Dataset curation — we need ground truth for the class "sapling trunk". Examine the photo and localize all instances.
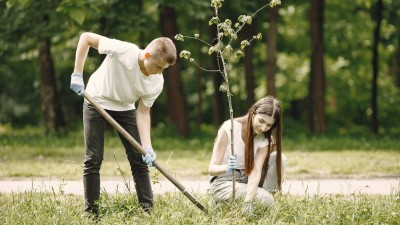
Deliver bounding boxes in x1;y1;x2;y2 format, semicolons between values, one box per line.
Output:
220;50;236;202
213;3;237;201
227;91;236;201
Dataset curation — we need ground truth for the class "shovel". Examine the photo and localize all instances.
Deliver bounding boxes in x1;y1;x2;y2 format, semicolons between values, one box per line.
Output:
83;93;207;213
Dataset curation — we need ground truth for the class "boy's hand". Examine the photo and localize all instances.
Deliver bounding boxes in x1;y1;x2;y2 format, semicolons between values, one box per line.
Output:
70;72;85;96
142;147;156;167
226;155;237;174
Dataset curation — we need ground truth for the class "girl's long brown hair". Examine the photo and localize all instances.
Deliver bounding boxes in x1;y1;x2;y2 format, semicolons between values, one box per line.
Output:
244;96;282;190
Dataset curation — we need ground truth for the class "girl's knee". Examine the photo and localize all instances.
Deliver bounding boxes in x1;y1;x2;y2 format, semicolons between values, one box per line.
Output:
270;151;287;169
255;189;274;207
281;153;287;165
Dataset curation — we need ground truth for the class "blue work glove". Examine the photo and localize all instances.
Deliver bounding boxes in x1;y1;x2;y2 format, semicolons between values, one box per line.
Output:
142;147;156;167
70;72;84;96
226;155;237;174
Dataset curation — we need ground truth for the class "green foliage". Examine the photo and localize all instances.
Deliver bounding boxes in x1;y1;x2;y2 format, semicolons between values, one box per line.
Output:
0;0;400;136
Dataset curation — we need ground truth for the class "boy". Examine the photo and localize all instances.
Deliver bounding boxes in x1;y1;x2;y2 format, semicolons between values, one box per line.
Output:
70;32;177;215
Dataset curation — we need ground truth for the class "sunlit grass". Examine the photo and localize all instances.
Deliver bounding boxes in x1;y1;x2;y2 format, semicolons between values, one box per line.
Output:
286;150;400;179
1;125;399;224
0;125;399;179
0;187;399;224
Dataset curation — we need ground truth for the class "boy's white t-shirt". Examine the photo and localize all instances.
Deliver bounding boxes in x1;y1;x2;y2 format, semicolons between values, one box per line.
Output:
85;36;164;111
220;120;269;170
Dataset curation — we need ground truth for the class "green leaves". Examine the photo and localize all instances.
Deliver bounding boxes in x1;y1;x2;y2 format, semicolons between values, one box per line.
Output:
9;0;30;7
218;19;237;39
219;84;228;93
56;0;93;25
208;45;218;55
179;50;191;59
211;0;224;8
179;50;195;63
234;50;244;58
179;0;268;72
175;34;184;41
238;15;252;25
269;0;281;7
209;16;219;26
66;9;86;25
240;40;250;49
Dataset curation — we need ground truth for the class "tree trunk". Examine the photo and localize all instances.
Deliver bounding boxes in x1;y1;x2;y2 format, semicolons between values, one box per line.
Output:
308;0;326;133
38;38;65;134
196;68;204;125
396;36;400;88
159;5;190;136
136;0;145;47
266;5;279;97
209;24;225;126
243;23;255;108
196;21;205;125
371;0;383;134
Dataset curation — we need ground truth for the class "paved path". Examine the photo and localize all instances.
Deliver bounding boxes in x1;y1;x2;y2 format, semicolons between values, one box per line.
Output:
0;178;398;196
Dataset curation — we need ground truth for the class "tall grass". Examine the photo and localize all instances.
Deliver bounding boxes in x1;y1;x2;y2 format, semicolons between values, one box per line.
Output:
1;187;399;224
1;124;399;224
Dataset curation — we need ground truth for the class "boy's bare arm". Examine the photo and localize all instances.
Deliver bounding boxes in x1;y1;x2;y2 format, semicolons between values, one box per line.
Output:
136;99;152;149
74;32;102;74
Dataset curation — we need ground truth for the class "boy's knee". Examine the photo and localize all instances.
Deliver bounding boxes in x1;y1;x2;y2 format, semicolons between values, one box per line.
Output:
84;157;103;172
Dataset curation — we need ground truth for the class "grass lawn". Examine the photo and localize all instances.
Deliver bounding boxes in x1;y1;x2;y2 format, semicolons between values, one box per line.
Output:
0;125;399;180
0;189;399;224
0;125;399;224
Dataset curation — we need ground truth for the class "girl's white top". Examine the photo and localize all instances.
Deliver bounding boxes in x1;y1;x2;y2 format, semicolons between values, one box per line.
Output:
220;120;269;170
85;37;164;111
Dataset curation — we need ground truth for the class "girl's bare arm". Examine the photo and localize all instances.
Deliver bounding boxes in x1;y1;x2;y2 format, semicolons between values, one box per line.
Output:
208;128;230;176
244;146;268;201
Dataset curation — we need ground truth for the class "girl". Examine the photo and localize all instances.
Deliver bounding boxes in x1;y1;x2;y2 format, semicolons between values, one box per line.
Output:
208;96;287;208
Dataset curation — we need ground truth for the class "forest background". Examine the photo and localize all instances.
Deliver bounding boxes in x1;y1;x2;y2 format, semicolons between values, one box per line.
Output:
1;0;399;139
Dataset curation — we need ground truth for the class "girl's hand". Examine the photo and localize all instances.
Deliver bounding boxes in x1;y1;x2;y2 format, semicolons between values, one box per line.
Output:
226;155;237;174
241;202;254;215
